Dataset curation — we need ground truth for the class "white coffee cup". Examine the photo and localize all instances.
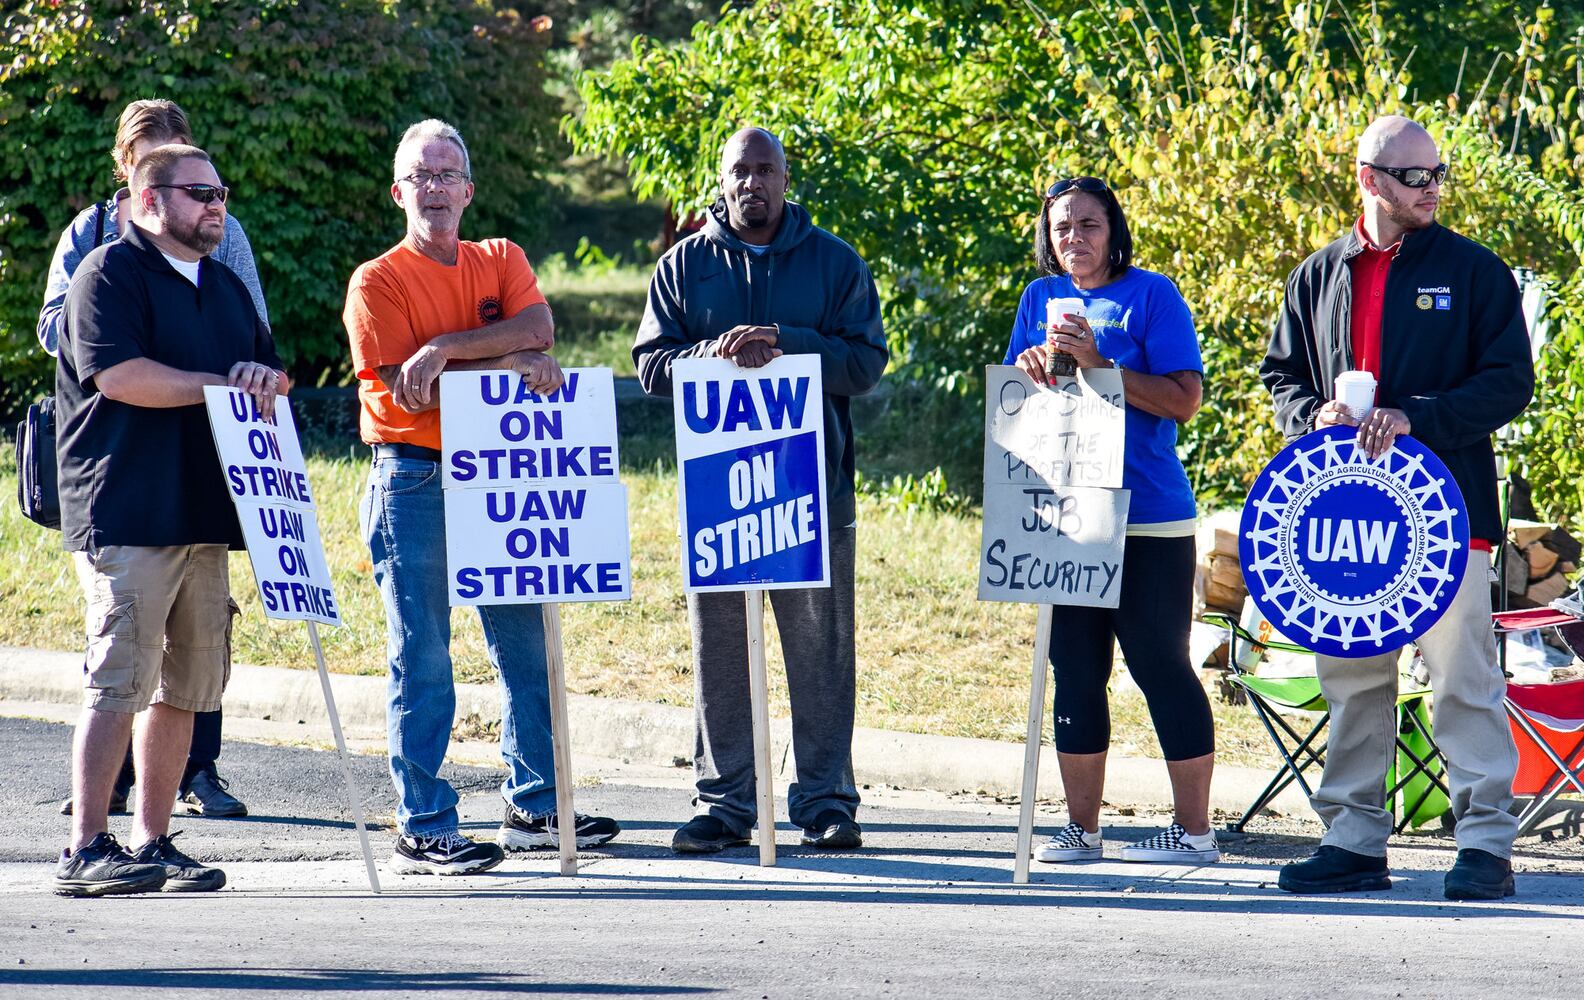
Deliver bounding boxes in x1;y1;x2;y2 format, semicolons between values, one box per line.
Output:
1334;370;1377;422
1045;297;1086;342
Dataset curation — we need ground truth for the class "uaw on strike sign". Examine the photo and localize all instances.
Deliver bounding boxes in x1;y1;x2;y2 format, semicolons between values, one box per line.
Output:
440;368;630;605
204;388;340;626
979;366;1129;607
672;356;828;592
1239;425;1469;657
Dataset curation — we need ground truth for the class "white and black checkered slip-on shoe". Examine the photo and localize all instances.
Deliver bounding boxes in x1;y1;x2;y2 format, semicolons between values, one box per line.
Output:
1118;823;1220;864
497;806;621;851
389;831;504;876
1033;822;1103;863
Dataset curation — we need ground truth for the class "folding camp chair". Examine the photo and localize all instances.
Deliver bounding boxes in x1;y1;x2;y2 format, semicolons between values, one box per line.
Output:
1505;676;1584;837
1204;611;1450;833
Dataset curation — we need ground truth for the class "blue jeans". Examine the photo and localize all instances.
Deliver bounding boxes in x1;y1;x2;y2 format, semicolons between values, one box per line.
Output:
360;456;558;836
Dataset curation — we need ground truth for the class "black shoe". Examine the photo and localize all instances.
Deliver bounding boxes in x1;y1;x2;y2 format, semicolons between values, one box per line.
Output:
1444;848;1515;900
389;831;504;876
181;766;248;818
59;787;131;816
801;809;862;850
497;806;621;851
1277;845;1391;893
132;832;226;892
53;833;168;897
671;815;750;854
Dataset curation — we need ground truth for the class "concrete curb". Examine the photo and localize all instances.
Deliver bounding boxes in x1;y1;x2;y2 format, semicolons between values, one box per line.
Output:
0;645;1310;816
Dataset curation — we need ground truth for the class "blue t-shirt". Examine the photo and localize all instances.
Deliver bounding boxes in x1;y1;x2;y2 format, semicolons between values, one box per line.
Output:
1000;267;1203;524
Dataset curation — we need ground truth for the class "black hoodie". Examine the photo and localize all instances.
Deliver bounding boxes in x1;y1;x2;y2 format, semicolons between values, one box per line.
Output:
1261;222;1534;542
634;201;888;525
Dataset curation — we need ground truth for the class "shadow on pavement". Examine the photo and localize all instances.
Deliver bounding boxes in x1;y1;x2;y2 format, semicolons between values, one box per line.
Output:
0;968;714;995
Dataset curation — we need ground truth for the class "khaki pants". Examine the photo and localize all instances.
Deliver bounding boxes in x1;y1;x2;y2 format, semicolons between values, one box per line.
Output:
1312;557;1518;858
74;545;237;714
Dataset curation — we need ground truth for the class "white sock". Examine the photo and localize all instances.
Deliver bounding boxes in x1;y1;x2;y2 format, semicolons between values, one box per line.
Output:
1180;827;1217;848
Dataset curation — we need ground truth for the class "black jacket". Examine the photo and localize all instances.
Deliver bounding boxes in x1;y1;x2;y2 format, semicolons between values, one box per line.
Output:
1260;222;1534;541
634;201;888;525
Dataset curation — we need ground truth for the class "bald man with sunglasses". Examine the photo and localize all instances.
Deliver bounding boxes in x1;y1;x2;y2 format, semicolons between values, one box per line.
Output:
1261;115;1533;900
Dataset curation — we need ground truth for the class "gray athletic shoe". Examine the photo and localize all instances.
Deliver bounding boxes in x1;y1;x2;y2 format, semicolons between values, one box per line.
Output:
53;833;167;897
132;833;227;892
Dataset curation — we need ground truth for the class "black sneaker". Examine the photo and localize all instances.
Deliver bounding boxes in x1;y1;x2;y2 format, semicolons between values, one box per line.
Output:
53;833;167;897
497;806;621;851
132;832;226;892
181;766;248;818
389;831;504;876
801;809;862;850
671;815;750;854
59;788;131;816
1444;848;1516;900
1277;845;1391;893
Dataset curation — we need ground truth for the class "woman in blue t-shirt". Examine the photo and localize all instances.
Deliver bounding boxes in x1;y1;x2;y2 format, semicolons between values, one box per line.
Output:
1001;176;1218;866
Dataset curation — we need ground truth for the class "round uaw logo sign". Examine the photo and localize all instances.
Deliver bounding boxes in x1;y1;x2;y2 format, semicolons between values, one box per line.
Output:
1239;426;1469;658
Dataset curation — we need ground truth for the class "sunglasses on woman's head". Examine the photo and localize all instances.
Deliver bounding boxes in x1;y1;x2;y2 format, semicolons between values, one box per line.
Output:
1046;177;1110;199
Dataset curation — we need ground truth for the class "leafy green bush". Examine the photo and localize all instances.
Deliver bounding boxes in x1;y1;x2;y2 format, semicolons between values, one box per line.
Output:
569;0;1584;515
0;0;555;408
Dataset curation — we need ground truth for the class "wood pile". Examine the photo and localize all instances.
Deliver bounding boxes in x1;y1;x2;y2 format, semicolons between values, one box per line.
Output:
1194;509;1246;615
1503;518;1580;608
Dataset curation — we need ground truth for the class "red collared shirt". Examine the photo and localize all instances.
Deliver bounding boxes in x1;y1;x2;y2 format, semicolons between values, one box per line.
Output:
1348;217;1398;379
1348;218;1491;551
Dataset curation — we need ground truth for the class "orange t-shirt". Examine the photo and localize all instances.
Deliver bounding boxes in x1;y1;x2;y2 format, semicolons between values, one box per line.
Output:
343;237;547;449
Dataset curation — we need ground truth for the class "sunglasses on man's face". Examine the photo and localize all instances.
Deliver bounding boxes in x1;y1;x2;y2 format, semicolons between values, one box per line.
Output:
149;183;229;205
1361;161;1448;189
1046;176;1110;199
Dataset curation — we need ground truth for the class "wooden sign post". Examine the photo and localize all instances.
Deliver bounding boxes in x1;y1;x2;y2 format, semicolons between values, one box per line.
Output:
440;368;632;876
672;356;830;866
203;388;380;893
977;367;1129;884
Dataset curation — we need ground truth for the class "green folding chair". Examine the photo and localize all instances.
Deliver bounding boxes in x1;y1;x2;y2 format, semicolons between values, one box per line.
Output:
1203;611;1451;833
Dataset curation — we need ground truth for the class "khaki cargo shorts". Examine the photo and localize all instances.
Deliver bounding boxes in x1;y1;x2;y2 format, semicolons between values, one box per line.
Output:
73;545;239;714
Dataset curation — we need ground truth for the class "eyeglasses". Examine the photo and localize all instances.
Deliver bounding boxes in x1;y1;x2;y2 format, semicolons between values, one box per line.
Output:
1361;161;1448;188
149;183;229;205
400;169;470;188
1046;176;1110;199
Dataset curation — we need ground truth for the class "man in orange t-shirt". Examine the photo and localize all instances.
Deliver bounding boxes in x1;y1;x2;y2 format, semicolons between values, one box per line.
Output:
343;118;621;877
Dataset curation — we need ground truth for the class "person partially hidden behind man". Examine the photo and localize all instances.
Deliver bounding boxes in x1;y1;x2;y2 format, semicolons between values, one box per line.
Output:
52;143;288;895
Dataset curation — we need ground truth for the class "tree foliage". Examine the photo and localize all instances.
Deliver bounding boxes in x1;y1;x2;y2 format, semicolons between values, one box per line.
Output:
0;0;555;404
570;0;1584;515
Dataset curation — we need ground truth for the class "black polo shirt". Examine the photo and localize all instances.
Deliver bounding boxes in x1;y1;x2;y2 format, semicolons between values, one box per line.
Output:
56;223;283;551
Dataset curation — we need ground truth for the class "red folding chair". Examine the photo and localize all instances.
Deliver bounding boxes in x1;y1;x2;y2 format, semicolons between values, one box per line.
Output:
1505;677;1584;837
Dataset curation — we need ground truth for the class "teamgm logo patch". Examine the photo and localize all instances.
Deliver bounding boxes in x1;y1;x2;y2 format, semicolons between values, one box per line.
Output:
1239;425;1469;658
1417;286;1452;311
478;296;504;324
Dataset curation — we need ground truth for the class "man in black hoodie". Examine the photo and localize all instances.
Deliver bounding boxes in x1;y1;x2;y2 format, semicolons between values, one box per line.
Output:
1262;115;1533;900
634;127;888;854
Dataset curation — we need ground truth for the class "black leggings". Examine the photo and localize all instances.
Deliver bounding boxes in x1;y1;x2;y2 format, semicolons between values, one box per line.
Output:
1048;534;1214;761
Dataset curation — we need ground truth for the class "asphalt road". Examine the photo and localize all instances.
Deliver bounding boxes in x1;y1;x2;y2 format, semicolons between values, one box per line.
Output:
1;714;1581;999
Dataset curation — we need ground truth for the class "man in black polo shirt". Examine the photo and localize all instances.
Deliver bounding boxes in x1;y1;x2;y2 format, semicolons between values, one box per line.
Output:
52;143;288;897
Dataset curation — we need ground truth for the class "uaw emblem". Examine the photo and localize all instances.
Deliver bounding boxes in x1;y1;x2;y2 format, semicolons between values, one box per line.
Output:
1239;426;1469;658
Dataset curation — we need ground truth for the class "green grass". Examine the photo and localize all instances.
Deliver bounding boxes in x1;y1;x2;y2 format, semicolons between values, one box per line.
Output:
0;451;1273;768
535;256;649;375
0;259;1278;769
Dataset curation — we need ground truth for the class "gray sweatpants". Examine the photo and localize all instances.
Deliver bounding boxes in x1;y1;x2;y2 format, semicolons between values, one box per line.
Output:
687;525;860;835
